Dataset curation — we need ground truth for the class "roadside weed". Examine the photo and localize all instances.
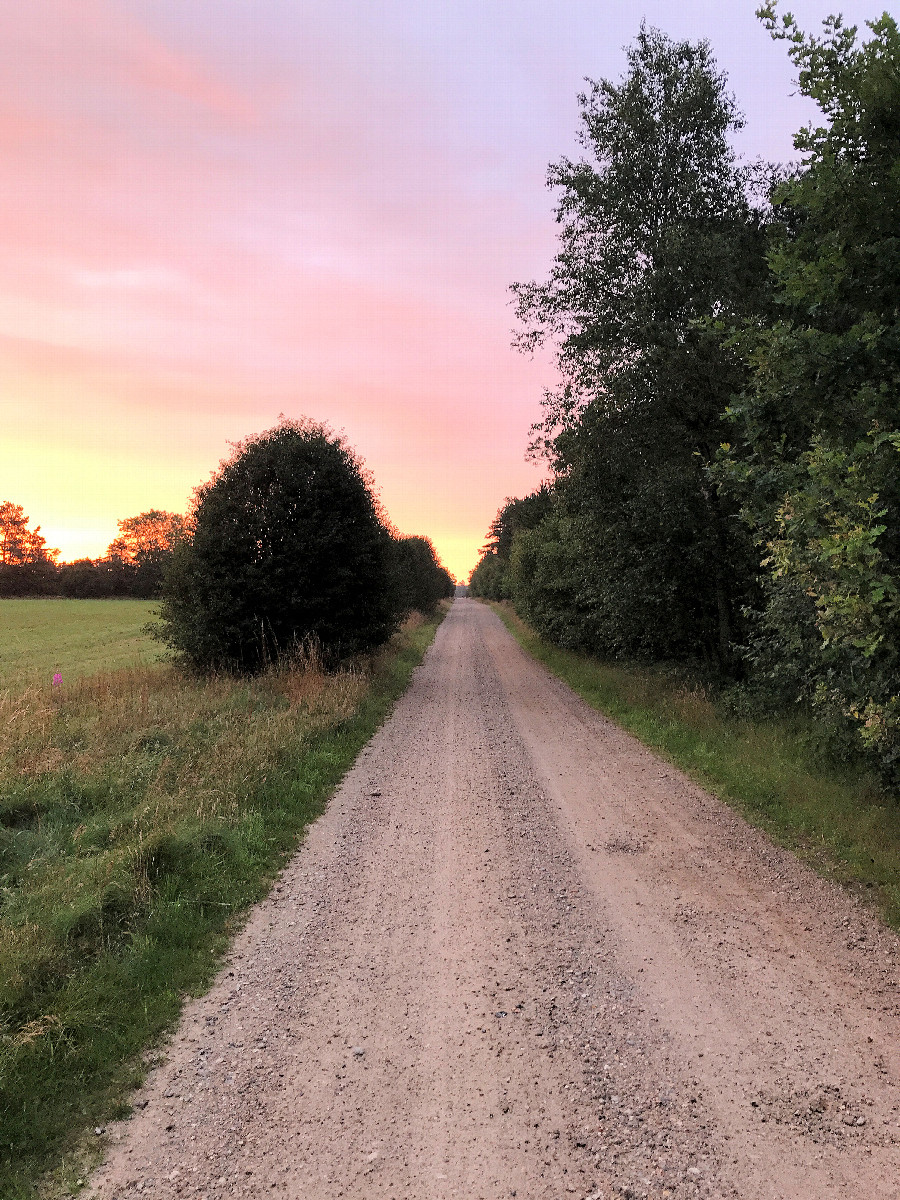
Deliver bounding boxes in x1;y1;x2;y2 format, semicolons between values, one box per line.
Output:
493;603;900;932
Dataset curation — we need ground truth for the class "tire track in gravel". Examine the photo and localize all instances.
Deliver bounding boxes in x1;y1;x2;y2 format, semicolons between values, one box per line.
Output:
89;599;900;1200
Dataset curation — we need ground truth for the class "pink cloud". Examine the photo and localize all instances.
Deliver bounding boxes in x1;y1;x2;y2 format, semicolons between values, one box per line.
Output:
0;0;255;124
113;20;255;123
0;102;55;149
0;0;563;578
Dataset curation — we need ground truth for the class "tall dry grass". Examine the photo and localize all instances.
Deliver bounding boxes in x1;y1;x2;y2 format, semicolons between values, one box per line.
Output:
0;608;444;1198
1;656;366;1007
7;663;364;794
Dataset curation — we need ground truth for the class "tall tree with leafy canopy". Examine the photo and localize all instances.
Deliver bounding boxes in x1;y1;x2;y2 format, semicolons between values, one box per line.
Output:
0;502;57;565
512;25;768;665
718;6;900;778
0;502;59;596
107;511;186;565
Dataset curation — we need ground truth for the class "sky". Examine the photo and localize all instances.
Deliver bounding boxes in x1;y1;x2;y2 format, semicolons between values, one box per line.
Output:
0;0;887;581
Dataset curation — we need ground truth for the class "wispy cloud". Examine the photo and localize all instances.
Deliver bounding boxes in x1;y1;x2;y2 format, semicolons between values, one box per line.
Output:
73;266;188;292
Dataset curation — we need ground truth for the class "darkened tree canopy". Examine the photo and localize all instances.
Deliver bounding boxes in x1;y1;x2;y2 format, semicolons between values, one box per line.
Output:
0;501;59;597
475;9;900;782
158;419;397;672
508;24;768;664
388;535;455;617
0;502;57;566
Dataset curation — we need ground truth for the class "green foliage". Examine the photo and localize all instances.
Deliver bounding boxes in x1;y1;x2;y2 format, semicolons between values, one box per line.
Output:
507;509;701;659
511;25;768;665
508;516;588;645
387;535;454;617
469;485;554;600
493;11;900;785
468;551;508;601
158;419;397;673
484;484;554;560
718;7;900;780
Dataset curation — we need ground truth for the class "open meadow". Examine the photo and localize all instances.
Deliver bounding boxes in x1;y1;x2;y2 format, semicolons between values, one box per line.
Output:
0;600;166;689
0;599;447;1197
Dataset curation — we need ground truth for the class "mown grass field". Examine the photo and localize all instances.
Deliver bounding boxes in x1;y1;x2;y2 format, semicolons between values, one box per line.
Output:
0;600;166;689
492;602;900;934
0;604;447;1198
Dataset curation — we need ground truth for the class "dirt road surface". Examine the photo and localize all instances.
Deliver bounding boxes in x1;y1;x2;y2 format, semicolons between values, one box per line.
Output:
89;599;900;1200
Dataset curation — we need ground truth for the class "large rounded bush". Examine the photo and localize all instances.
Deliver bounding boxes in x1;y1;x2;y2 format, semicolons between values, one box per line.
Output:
159;420;396;672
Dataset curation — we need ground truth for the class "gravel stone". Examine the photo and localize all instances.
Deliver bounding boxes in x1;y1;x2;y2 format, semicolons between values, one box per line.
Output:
88;600;900;1200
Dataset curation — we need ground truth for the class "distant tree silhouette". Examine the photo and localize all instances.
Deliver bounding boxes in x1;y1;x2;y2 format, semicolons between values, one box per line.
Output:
107;510;186;563
388;535;455;616
0;501;59;595
107;510;186;597
0;501;58;565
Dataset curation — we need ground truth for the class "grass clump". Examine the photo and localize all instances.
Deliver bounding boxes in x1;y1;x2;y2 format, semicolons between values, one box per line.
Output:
0;599;165;688
491;603;900;932
0;609;445;1197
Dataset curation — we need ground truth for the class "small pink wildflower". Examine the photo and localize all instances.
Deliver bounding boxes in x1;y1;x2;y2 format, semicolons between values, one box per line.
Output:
52;672;62;689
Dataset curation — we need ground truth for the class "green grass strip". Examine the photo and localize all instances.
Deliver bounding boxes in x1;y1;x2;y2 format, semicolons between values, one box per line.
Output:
491;602;900;934
1;612;444;1199
0;599;166;688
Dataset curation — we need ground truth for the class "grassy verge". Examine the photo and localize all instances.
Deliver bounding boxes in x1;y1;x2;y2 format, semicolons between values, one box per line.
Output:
0;600;166;688
0;608;446;1198
491;602;900;933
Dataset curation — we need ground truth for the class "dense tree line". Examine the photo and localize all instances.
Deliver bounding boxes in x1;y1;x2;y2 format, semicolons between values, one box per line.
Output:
0;504;186;598
472;8;900;783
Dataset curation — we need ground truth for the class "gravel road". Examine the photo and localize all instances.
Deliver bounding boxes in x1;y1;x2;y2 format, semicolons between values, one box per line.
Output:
89;598;900;1200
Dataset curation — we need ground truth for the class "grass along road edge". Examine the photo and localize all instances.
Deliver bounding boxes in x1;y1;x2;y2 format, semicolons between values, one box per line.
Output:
1;607;448;1198
490;602;900;935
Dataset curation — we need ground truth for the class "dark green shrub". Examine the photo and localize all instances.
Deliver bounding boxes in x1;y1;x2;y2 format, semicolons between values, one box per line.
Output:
157;419;396;672
469;551;508;600
387;535;454;617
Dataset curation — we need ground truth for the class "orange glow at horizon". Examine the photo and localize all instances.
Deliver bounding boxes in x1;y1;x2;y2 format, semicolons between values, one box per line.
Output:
5;411;499;583
3;360;513;581
0;0;560;587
